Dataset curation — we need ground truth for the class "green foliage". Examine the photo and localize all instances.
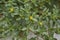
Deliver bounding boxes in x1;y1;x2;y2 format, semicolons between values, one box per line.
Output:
0;0;60;40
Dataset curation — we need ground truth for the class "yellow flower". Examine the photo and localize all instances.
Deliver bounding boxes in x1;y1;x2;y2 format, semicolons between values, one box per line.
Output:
9;7;14;12
29;16;33;20
39;22;43;25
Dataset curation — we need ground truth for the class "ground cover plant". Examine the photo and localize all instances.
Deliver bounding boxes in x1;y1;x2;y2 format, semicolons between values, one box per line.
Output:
0;0;60;40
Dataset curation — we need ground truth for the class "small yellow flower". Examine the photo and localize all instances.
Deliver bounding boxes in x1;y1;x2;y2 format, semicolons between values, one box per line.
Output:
9;7;14;12
29;16;33;20
39;22;43;25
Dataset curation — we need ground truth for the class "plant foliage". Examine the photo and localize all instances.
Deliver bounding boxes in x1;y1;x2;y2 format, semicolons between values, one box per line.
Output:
0;0;60;40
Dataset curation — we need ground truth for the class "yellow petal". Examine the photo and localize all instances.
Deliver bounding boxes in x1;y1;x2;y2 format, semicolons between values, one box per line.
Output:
9;7;14;12
29;16;33;20
39;22;43;25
